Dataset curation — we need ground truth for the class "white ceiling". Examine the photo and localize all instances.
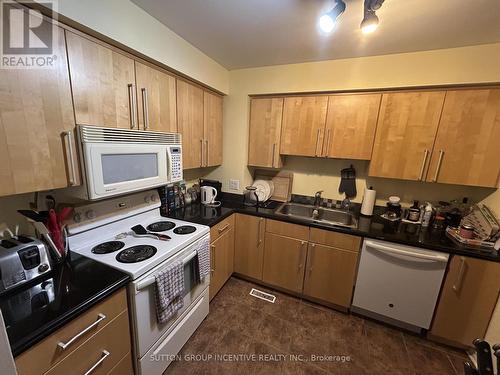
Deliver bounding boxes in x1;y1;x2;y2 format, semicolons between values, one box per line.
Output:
131;0;500;70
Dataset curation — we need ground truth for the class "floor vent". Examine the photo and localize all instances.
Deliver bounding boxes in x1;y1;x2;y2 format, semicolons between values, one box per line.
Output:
249;288;276;303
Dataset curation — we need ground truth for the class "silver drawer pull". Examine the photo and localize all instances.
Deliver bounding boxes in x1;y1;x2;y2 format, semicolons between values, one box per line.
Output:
218;224;230;234
58;313;106;350
84;350;110;375
63;130;77;186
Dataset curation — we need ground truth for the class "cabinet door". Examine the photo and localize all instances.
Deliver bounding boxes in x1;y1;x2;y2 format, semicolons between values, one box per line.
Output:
303;243;358;308
234;214;265;280
280;96;328;157
0;27;80;197
248;98;284;168
203;91;223;167
430;256;500;347
209;227;234;300
66;31;136;129
135;62;177;132
262;233;307;293
324;94;381;159
426;89;500;187
368;91;445;181
176;80;204;169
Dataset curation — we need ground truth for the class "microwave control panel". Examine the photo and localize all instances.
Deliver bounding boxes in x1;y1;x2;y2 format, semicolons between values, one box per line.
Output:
170;146;182;181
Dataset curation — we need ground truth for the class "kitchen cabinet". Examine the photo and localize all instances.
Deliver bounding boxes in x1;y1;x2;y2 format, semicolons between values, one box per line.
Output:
280;96;329;157
369;91;446;181
303;243;359;308
177;79;204;169
15;288;132;375
0;26;80;197
248;98;284;168
135;61;177;132
66;31;137;129
262;232;307;293
209;215;235;300
429;255;500;347
323;94;381;159
426;89;500;187
234;214;265;280
203;91;223;167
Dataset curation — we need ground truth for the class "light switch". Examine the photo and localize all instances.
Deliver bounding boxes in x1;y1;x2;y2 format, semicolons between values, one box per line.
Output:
229;179;240;191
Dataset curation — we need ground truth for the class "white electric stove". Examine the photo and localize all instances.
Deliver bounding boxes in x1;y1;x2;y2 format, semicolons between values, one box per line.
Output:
66;189;211;375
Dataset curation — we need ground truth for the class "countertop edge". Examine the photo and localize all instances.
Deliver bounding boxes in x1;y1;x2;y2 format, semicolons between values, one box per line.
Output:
11;275;130;357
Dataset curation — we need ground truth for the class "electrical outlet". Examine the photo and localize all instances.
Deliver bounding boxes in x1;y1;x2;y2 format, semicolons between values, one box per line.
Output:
229;179;240;191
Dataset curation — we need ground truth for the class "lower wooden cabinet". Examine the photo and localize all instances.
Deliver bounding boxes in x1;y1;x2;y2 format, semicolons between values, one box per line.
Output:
262;232;307;293
15;288;131;375
429;255;500;347
234;214;265;280
209;218;235;300
303;243;359;308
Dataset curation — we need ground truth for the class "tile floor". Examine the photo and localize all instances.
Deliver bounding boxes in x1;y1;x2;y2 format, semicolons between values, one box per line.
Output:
166;277;467;374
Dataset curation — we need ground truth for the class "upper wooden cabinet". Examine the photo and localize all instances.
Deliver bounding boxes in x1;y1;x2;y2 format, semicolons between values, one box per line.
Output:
234;214;265;280
426;89;500;187
280;96;329;157
135;62;177;132
369;91;445;181
248;98;284;168
176;80;204;169
203;91;223;167
0;26;80;197
66;31;137;129
324;94;381;159
430;256;500;347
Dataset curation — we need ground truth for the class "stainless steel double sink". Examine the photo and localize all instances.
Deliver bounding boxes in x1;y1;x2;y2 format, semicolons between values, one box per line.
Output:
275;202;358;229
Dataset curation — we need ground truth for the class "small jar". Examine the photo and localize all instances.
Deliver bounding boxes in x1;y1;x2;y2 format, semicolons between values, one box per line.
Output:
459;223;475;239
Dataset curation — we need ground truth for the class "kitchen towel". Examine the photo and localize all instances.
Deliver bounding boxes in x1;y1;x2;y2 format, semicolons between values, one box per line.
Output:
154;260;185;324
339;165;357;199
195;235;211;282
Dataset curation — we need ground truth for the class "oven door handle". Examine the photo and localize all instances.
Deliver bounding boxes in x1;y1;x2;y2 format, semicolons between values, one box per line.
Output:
135;250;198;291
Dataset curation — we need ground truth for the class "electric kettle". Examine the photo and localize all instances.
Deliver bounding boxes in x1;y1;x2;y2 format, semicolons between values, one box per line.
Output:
201;186;219;206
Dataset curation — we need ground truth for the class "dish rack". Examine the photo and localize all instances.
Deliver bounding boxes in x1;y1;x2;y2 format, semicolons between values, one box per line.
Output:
445;227;496;251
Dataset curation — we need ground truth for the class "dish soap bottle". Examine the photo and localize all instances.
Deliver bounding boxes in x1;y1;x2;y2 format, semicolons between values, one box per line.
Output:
422;203;433;227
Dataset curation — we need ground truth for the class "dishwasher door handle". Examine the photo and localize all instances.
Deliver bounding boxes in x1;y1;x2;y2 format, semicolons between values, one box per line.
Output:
365;240;449;263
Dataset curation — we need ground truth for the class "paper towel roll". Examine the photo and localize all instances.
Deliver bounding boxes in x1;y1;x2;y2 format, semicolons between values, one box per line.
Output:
361;187;376;216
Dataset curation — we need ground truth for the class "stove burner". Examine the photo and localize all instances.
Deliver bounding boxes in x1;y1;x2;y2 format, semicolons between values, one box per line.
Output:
173;225;197;235
91;241;125;254
116;245;157;263
146;221;176;232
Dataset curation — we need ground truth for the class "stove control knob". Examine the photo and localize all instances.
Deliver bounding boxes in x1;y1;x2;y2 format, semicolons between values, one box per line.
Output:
150;194;157;202
144;196;151;204
73;212;82;223
85;210;95;220
38;263;49;273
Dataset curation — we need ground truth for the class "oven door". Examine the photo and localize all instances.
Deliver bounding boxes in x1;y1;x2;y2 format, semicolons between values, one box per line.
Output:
84;142;170;199
129;234;210;358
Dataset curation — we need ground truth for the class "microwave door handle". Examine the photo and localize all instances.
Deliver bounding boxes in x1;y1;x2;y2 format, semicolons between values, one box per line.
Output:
136;251;198;291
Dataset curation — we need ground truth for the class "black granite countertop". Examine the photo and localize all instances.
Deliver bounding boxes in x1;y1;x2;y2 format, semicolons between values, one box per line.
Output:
0;253;129;357
165;195;500;263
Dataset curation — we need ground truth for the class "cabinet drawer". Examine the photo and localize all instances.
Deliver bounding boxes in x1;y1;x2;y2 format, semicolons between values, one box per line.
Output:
210;214;235;242
309;228;361;252
265;219;309;241
45;310;131;375
15;288;127;375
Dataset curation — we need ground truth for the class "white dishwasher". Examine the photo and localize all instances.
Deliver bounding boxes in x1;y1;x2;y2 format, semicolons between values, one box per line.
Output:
352;239;449;331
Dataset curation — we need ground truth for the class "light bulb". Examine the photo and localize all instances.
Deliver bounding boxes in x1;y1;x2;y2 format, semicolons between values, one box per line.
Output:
360;12;379;34
361;23;378;34
319;14;335;33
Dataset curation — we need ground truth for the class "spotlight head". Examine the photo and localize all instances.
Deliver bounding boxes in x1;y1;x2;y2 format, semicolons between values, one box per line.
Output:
318;0;346;33
360;11;379;34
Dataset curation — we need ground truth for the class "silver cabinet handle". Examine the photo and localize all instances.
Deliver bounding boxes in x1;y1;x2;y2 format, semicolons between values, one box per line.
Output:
141;87;149;130
271;143;276;168
200;139;204;167
324;129;331;157
419;149;429;181
63;130;77;186
308;243;315;274
128;84;137;129
205;139;209;167
84;350;110;375
58;313;106;350
452;257;466;293
218;223;230;234
315;129;321;156
432;150;445;182
257;218;264;246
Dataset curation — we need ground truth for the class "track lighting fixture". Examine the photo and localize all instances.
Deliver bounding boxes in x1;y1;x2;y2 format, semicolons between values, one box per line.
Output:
361;0;384;34
319;0;346;33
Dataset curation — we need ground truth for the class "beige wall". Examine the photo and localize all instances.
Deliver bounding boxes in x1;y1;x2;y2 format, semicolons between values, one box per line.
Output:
54;0;229;93
206;42;500;212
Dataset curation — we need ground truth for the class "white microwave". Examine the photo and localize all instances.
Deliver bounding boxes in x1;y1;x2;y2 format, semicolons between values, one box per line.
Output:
77;125;182;200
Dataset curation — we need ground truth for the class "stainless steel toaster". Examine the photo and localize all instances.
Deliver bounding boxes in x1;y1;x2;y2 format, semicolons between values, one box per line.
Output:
0;236;52;295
